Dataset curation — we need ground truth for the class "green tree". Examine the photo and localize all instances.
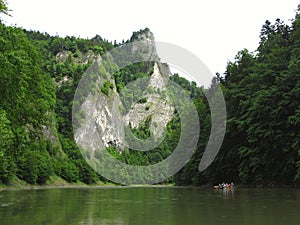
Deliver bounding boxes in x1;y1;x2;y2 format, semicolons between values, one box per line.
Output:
0;0;9;17
0;109;15;183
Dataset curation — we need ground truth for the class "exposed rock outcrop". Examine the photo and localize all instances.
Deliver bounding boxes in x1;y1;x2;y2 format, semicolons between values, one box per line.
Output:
125;63;174;139
74;29;174;153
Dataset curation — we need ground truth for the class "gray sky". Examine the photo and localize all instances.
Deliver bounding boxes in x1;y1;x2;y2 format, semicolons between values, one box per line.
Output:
3;0;299;86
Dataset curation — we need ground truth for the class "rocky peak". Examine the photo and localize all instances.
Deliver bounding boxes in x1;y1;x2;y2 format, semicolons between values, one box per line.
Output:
130;28;155;43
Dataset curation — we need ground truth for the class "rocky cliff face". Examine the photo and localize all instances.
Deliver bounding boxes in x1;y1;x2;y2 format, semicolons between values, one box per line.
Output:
74;57;125;153
73;29;175;153
125;63;174;139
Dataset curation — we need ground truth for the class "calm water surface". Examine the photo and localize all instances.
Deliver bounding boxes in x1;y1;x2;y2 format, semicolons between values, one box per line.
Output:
0;187;299;225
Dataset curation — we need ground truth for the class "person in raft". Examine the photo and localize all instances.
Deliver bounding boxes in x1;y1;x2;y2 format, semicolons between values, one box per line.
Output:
215;182;235;189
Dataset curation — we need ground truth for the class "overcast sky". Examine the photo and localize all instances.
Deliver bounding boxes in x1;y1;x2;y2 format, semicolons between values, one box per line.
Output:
2;0;299;86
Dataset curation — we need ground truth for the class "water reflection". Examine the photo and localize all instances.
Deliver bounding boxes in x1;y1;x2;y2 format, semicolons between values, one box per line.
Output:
0;187;300;225
218;188;235;200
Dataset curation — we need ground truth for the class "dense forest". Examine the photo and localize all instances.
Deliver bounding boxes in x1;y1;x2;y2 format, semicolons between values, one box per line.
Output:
0;0;299;187
175;7;300;186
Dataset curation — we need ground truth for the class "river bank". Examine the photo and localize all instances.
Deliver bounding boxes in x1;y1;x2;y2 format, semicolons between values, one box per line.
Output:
1;176;299;191
0;176;178;191
0;176;119;191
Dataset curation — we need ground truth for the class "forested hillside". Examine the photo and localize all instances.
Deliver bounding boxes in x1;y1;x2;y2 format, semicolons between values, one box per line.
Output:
0;0;207;185
0;0;300;187
0;0;112;185
175;7;300;187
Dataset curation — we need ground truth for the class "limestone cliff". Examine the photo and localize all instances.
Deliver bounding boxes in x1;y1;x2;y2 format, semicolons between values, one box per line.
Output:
73;29;175;153
125;63;174;139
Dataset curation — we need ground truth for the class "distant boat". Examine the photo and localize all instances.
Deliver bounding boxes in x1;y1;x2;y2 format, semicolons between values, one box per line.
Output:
214;185;237;190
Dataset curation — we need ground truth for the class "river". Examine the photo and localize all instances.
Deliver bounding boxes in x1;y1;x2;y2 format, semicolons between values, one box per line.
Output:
0;187;299;225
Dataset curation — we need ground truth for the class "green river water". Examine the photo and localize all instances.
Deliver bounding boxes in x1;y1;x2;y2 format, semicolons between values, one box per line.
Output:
0;187;299;225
